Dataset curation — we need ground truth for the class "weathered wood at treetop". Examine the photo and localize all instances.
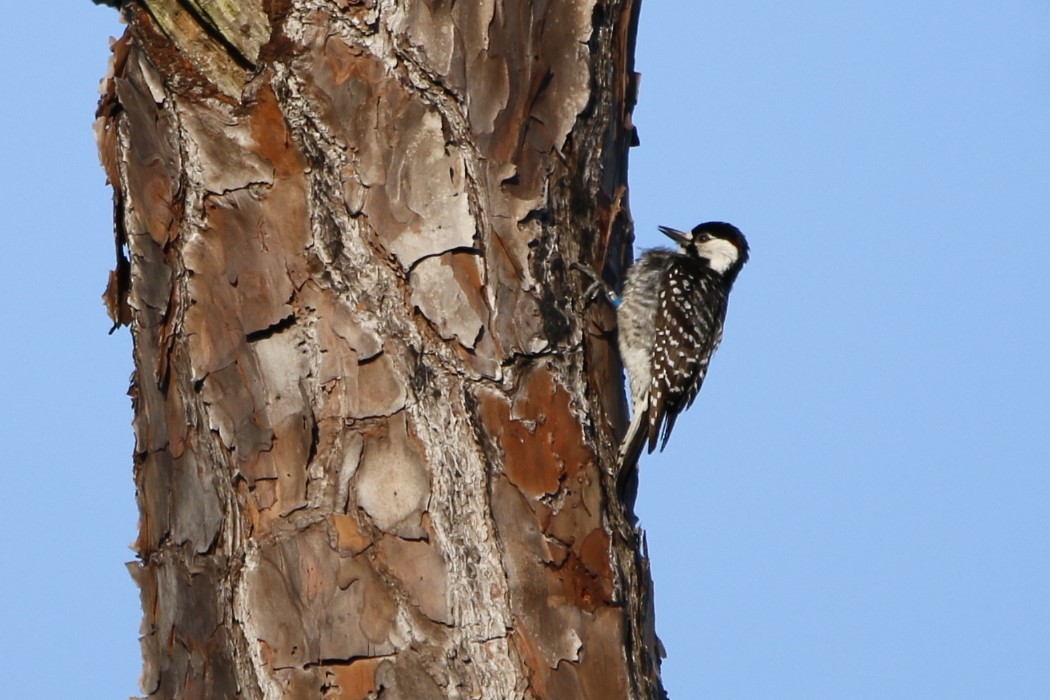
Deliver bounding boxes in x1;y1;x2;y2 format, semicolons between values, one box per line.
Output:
97;0;661;697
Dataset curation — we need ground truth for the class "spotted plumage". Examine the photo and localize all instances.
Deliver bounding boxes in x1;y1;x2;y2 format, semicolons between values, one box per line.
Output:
616;222;749;491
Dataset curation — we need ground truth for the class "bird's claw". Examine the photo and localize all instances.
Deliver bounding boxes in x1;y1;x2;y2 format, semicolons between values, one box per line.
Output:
571;262;619;307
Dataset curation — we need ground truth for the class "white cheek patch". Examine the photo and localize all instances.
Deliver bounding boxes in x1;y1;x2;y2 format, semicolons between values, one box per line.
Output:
696;238;739;274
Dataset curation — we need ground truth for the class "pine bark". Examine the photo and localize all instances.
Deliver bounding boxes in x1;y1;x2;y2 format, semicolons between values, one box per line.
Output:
96;1;660;697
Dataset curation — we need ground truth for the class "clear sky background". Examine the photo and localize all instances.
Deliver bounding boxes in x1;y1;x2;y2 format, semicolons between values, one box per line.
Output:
1;2;1047;699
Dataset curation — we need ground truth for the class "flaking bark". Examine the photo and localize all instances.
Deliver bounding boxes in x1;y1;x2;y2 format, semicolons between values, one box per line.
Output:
97;0;662;697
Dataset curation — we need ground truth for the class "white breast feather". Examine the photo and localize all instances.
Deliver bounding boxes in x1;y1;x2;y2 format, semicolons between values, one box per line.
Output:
621;343;652;413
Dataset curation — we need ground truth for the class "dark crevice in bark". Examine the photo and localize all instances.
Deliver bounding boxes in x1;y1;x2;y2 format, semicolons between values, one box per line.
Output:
245;313;297;343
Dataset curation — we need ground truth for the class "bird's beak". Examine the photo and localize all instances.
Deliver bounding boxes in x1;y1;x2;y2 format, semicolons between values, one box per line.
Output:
657;226;691;245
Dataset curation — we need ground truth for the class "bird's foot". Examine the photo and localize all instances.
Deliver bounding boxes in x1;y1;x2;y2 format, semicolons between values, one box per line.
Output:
571;262;620;308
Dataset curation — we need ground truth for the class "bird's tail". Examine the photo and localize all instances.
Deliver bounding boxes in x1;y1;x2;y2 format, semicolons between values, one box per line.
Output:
616;405;649;500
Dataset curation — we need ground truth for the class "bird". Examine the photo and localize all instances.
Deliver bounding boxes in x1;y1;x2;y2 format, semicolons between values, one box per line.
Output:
577;222;749;497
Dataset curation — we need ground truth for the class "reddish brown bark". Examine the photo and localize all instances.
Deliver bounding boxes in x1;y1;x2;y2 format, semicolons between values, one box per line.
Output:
97;0;661;697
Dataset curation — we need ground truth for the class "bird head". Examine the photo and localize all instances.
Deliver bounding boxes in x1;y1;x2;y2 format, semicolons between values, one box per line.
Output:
658;221;749;283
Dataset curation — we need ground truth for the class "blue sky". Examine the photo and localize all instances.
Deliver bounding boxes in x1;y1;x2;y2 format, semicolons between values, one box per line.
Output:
2;2;1048;698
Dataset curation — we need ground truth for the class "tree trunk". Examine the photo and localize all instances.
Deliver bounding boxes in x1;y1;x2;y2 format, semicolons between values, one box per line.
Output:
96;1;661;697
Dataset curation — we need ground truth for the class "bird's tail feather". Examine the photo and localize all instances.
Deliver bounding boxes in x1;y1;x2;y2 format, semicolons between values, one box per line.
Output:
616;406;649;500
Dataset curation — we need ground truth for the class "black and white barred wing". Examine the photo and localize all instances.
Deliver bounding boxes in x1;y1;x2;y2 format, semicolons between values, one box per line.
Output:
647;261;726;452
